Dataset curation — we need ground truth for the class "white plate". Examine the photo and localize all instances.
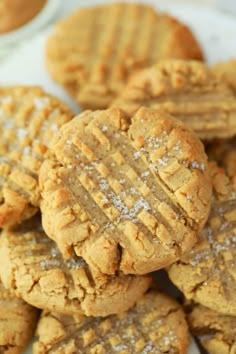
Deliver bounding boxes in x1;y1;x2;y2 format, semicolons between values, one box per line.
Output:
0;1;235;353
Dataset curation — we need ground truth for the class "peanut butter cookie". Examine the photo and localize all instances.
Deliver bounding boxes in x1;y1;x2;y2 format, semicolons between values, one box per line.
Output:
0;216;151;317
168;156;236;315
188;304;236;354
34;290;189;354
0;277;39;353
39;107;212;275
112;60;236;140
46;3;203;110
0;86;73;228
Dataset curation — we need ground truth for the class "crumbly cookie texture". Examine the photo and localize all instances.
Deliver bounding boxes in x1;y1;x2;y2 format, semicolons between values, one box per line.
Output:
168;156;236;315
187;303;236;354
0;216;151;317
212;60;236;92
34;290;189;354
46;3;203;110
0;0;47;34
0;86;73;228
39;107;212;275
111;60;236;140
0;277;39;354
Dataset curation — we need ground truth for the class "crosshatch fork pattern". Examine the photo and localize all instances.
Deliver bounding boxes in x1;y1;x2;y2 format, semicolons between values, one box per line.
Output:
0;216;150;316
0;86;73;227
168;161;236;315
34;290;188;354
40;107;211;275
112;60;236;140
46;3;203;109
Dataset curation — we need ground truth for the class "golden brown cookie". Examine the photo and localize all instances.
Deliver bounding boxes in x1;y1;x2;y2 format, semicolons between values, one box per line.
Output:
212;60;236;92
0;216;151;317
39;107;212;275
112;60;236;140
46;3;203;110
0;277;39;354
33;290;189;354
0;0;47;33
168;157;236;315
187;304;236;354
0;86;73;228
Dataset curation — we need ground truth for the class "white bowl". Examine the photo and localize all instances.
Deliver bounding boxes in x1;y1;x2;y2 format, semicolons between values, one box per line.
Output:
0;0;61;58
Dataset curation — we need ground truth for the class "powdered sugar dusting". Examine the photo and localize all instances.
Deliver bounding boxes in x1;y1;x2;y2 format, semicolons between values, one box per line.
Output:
142;341;155;353
190;160;205;172
17;128;28;139
65;258;86;269
108;191;151;223
102;125;108;132
157;156;169;167
146;136;162;148
114;344;128;352
141;170;150;178
34;97;50;110
99;179;109;191
40;259;61;270
51;247;60;258
40;246;86;270
133;151;141;160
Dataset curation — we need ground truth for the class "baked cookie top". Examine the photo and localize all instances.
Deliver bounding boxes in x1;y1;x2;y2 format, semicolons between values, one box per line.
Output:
0;277;39;354
34;290;189;354
0;216;151;317
0;86;73;227
46;3;203;110
39;107;212;275
188;304;236;354
112;60;236;140
168;154;236;315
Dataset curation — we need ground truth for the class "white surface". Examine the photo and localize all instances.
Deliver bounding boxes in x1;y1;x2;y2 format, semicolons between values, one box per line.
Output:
0;0;61;59
0;1;235;353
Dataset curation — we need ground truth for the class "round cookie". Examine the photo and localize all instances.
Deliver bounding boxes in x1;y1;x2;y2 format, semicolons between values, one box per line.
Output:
0;278;39;354
0;216;151;317
0;0;46;33
111;60;236;140
34;290;189;354
168;157;236;315
46;3;203;110
187;304;236;354
0;86;73;228
39;107;212;275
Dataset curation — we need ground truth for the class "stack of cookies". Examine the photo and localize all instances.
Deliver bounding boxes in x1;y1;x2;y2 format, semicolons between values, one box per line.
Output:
0;3;235;354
